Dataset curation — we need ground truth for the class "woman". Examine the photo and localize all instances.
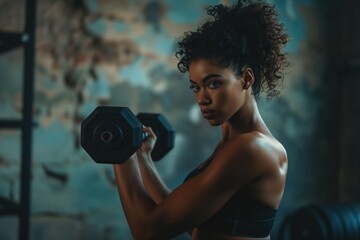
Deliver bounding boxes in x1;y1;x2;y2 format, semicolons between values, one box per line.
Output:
113;1;289;239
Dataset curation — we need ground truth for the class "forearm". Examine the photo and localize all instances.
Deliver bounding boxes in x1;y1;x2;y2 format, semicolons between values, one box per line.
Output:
113;158;157;238
137;151;171;204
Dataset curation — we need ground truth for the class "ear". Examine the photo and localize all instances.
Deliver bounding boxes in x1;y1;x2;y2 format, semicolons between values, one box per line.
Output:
241;68;255;90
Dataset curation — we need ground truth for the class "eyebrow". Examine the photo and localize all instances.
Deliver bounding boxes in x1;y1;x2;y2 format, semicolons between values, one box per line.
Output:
189;74;222;85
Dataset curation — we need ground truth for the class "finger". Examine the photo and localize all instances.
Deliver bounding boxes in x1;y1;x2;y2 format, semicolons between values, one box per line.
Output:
142;126;157;139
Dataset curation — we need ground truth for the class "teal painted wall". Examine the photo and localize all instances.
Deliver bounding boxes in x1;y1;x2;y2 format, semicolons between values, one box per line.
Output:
2;0;359;239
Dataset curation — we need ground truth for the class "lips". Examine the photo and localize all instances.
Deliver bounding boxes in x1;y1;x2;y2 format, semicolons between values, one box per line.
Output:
200;108;216;118
201;109;214;114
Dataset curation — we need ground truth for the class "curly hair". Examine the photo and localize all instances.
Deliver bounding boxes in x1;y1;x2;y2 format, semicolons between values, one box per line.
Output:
175;0;290;99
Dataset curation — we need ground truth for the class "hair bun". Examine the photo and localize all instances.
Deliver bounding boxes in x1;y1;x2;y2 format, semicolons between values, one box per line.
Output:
176;0;290;99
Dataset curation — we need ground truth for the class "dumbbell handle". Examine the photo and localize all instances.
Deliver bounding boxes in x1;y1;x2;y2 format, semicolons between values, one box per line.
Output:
142;131;149;141
140;127;160;143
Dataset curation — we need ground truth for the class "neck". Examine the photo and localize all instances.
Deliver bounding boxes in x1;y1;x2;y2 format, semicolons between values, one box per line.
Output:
220;95;266;144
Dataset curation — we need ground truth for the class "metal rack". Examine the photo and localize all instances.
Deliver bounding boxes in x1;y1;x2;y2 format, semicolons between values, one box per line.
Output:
0;1;37;240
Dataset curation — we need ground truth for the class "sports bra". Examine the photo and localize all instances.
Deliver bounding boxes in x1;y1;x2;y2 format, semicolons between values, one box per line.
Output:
184;149;278;238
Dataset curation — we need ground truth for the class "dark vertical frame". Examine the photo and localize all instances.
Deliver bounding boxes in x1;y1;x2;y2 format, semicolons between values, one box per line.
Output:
19;0;36;240
0;1;37;240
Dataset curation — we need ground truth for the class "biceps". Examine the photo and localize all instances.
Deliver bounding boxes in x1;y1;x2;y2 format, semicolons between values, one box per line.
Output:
149;176;235;235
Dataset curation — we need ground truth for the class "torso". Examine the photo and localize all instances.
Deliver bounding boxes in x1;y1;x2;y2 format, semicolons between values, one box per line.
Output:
190;131;288;240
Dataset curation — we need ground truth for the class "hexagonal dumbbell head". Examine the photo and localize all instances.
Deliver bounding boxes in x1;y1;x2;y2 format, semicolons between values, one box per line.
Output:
81;106;143;164
136;113;175;161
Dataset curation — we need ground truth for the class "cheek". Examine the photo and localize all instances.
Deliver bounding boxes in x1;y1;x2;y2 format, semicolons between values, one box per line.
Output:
218;85;242;106
230;83;245;103
214;89;235;111
213;89;239;115
213;90;229;107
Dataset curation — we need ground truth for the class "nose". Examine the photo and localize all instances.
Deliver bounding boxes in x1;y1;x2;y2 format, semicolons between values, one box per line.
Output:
197;89;211;106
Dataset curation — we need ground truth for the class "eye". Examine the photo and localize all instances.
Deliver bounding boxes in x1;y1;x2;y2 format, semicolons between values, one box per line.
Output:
189;85;200;93
208;80;222;89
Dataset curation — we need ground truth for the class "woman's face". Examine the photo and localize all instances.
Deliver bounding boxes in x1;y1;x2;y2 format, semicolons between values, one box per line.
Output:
188;59;249;126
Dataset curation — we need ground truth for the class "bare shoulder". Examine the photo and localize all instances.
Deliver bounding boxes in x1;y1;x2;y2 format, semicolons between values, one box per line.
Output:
243;132;287;163
202;132;288;208
213;132;287;177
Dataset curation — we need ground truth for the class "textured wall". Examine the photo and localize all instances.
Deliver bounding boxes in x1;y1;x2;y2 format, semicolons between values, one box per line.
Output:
323;0;360;203
0;0;358;239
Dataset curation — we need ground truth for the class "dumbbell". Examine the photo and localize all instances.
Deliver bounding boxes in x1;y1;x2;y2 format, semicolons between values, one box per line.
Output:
80;106;175;164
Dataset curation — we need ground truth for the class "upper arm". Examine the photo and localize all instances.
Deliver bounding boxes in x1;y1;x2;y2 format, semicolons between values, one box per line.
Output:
144;136;269;239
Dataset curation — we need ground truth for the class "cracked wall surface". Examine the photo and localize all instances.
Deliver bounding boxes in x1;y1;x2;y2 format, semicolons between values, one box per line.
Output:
2;0;359;239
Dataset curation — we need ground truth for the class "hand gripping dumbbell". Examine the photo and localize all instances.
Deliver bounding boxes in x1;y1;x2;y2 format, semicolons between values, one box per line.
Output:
80;106;175;164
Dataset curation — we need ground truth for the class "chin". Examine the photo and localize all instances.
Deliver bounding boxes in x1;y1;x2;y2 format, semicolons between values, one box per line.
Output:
207;119;223;126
